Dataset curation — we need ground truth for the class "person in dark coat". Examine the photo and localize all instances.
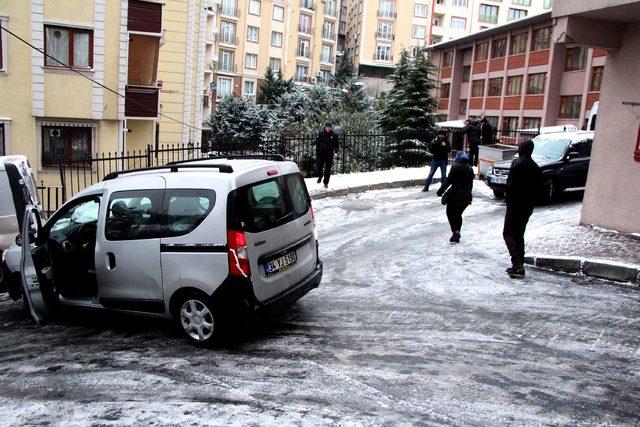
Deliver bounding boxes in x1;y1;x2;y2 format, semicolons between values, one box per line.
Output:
480;118;494;146
437;151;474;243
422;130;451;192
315;121;339;188
463;119;481;166
503;139;541;278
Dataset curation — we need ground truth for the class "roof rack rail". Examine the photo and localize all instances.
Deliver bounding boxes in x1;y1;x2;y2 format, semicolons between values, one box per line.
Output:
206;154;286;162
103;164;234;181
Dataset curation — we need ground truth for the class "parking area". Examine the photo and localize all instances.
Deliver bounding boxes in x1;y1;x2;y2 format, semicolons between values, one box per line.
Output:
0;186;638;425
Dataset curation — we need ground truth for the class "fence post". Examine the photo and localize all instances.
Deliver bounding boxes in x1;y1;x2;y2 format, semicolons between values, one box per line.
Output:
146;144;153;167
340;132;346;174
58;163;67;203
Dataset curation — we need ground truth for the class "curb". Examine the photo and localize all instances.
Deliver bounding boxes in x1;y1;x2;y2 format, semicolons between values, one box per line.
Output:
525;255;640;285
310;177;438;200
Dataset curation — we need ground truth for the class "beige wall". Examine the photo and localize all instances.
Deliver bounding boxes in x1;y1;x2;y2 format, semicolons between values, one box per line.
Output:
581;22;640;233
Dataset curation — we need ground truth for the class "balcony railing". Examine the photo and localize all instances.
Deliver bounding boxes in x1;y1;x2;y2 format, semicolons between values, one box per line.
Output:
300;0;314;10
217;34;239;45
378;10;397;19
295;75;313;83
320;55;335;64
373;53;393;62
375;31;395;40
298;25;313;35
296;49;311;59
219;5;240;17
217;63;237;73
323;31;336;40
125;85;160;118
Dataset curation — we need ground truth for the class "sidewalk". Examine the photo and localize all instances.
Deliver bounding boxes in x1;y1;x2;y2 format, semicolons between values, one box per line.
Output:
526;217;640;284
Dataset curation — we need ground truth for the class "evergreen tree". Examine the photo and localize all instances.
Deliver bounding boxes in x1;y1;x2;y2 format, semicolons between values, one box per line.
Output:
331;56;357;87
258;67;294;104
331;57;371;114
206;97;270;141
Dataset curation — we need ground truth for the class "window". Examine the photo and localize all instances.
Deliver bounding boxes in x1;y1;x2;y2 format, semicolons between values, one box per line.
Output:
376;44;392;61
502;117;519;132
50;198;100;236
479;4;499;23
531;27;551;51
459;99;467;115
0;18;6;71
488;77;503;96
0;124;4;156
106;190;164;241
325;0;338;16
462;65;471;82
377;22;394;40
164;190;216;237
522;117;541;130
269;57;281;71
506;75;522;95
42;125;92;166
320;69;331;83
300;0;314;9
299;14;312;34
221;0;239;16
484;116;499;128
590;66;604;92
247;26;259;42
565;47;586;72
559;95;582;119
285;174;311;216
321;44;333;63
544;0;553;8
568;140;592;158
412;25;426;39
453;0;468;5
443;50;453;67
297;39;310;58
249;0;261;15
379;1;395;19
273;5;284;21
44;26;93;69
220;21;236;44
440;83;450;98
415;4;428;17
323;21;335;39
475;42;489;61
433;14;443;27
513;0;531;4
217;76;233;97
295;64;308;80
508;8;527;21
527;73;546;94
451;17;466;30
245;53;257;69
243;80;256;96
472;80;485;97
219;49;234;72
510;32;527;55
491;38;507;58
271;31;283;47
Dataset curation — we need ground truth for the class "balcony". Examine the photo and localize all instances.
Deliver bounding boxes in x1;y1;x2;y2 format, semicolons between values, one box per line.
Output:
298;25;314;35
219;5;240;18
322;31;336;40
202;94;210;109
320;55;335;64
324;5;338;18
378;10;397;19
217;63;237;73
300;0;314;10
216;34;239;46
373;53;393;62
295;75;313;83
375;31;395;40
296;50;311;60
128;0;162;33
125;85;160;118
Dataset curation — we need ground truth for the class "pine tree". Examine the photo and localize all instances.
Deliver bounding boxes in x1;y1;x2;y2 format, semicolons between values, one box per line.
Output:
258;67;294;104
331;56;357;87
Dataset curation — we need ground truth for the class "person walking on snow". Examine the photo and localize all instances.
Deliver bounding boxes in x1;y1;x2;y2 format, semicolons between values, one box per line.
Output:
464;119;481;166
437;151;474;243
315;121;339;189
503;139;541;278
422;130;451;192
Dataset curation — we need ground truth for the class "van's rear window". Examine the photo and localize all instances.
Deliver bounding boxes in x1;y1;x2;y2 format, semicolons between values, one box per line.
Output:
228;173;310;233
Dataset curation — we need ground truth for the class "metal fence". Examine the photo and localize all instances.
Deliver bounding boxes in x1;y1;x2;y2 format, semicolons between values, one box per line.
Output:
40;129;537;213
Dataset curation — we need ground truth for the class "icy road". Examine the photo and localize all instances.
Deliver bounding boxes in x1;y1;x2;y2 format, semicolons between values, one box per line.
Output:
0;186;638;425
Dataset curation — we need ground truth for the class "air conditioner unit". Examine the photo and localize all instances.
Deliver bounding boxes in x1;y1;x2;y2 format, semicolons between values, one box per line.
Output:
316;71;322;77
311;77;317;84
49;129;61;138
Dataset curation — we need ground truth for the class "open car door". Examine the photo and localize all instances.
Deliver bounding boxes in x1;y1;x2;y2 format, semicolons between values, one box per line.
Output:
20;205;55;324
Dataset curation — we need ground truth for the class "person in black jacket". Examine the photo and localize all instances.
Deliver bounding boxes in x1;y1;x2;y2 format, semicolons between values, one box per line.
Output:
463;119;481;166
503;139;541;278
479;118;494;146
422;130;451;192
315;121;339;188
437;151;474;243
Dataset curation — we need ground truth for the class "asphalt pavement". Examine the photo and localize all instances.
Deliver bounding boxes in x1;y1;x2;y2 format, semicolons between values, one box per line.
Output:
0;186;638;425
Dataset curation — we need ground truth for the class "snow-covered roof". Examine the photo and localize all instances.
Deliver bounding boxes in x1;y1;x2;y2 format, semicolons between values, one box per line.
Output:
436;120;466;129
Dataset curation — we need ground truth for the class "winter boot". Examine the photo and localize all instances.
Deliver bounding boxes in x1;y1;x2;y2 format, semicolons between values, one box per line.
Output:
507;266;525;279
317;177;322;184
449;231;461;243
422;187;429;192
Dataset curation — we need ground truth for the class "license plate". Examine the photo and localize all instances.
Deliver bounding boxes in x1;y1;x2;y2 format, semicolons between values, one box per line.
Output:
265;251;298;277
493;176;507;185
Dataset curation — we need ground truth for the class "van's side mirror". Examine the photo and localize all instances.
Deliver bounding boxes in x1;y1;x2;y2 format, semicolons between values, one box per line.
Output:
15;234;22;246
566;151;581;160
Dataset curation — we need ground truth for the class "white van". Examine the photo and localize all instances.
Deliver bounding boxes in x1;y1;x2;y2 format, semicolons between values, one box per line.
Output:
3;156;322;346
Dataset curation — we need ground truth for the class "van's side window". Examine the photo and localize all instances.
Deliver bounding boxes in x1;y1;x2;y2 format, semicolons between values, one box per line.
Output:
163;189;215;237
49;198;100;235
285;174;311;216
105;190;164;241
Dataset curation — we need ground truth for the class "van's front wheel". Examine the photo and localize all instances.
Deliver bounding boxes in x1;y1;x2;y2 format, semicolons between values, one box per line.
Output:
176;293;220;347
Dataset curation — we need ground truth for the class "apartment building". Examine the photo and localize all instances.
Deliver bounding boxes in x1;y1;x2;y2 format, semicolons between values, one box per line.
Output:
428;11;604;132
0;0;163;185
344;0;550;95
211;0;340;106
338;0;349;53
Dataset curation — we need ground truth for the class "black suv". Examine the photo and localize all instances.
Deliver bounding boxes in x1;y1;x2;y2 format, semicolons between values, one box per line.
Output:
485;131;594;204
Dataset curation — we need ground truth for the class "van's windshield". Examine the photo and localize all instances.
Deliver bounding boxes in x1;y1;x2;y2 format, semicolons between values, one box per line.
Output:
229;173;311;233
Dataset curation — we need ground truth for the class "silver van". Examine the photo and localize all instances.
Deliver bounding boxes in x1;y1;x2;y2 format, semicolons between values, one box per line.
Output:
3;156;322;346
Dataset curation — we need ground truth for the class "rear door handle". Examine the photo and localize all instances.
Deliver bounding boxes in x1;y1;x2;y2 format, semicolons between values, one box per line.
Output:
107;252;116;270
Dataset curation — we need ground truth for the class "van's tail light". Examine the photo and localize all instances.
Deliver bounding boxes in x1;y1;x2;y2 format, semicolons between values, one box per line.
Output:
227;230;251;277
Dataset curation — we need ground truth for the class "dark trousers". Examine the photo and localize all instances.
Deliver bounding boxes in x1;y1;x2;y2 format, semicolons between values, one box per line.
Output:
503;204;534;268
316;155;334;185
446;199;470;233
470;143;480;166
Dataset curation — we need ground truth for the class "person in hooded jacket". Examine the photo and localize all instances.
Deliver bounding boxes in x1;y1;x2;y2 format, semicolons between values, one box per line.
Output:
463;119;481;166
315;121;339;188
437;151;474;243
503;139;541;278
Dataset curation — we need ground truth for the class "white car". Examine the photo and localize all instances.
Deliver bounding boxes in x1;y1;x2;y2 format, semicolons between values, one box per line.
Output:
3;156;322;346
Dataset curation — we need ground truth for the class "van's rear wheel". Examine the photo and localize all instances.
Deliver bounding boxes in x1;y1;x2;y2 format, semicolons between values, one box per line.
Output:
176;293;220;347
